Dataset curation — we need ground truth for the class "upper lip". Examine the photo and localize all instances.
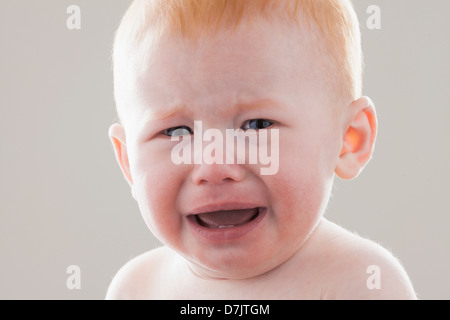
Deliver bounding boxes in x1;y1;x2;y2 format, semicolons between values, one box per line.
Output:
185;202;264;216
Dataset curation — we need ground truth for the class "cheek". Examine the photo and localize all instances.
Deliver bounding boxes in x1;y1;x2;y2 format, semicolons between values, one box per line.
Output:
269;132;335;224
129;143;187;243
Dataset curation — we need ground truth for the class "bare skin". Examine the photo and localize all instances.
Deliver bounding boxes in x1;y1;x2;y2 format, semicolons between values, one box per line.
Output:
106;218;416;299
107;16;416;299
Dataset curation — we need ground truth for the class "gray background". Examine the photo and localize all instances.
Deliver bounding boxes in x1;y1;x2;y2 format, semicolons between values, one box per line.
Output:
0;0;448;299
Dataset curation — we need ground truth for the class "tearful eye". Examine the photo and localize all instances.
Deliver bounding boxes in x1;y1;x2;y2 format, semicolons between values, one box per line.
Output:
242;119;273;131
162;126;193;137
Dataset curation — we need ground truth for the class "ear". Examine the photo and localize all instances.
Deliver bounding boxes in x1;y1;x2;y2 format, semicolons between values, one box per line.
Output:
108;123;134;188
335;96;378;180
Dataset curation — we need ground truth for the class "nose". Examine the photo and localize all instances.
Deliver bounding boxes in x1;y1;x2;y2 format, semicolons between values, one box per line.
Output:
191;162;246;185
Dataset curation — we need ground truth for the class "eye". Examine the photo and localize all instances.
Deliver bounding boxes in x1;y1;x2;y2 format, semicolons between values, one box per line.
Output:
161;126;193;137
241;119;274;131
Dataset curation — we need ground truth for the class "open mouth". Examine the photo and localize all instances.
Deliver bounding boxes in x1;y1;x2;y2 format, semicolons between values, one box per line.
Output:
194;207;260;229
186;206;267;242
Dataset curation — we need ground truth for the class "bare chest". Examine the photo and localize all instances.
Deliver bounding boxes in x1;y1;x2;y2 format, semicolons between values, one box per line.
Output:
146;269;324;300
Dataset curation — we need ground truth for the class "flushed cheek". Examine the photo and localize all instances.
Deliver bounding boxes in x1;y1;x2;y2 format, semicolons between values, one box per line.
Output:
267;173;322;232
267;146;332;234
130;150;187;245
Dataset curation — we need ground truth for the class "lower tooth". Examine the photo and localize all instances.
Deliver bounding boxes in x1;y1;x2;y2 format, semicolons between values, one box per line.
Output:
218;225;235;229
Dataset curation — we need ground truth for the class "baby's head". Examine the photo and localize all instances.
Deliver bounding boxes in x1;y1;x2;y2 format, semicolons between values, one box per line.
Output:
109;0;377;279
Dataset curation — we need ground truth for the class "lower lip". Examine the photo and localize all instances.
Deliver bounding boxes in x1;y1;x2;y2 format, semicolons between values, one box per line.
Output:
186;207;267;243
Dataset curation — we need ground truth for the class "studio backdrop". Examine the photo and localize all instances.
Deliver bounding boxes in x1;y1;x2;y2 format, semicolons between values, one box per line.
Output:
0;0;449;299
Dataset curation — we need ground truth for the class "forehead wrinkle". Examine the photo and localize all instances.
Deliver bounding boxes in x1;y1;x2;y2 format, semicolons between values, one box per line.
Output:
143;103;187;122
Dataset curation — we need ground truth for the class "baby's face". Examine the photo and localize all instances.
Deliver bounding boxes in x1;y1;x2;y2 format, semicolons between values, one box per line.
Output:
117;18;345;279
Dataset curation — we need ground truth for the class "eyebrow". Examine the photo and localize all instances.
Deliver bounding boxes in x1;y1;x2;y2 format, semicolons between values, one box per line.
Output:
235;98;279;112
145;98;280;122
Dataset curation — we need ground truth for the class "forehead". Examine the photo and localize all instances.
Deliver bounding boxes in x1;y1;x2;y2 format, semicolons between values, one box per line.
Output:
124;17;334;124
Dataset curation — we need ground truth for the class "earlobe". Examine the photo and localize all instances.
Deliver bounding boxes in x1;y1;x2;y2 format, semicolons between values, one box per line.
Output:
108;123;134;186
335;96;378;180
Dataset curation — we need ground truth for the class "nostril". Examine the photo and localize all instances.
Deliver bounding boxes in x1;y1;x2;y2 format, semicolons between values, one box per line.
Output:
191;163;246;185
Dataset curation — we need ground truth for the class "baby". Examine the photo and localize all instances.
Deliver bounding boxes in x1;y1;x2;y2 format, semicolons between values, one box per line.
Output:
106;0;416;299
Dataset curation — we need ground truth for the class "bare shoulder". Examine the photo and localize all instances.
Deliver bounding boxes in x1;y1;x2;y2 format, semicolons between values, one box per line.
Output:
311;219;417;300
105;246;171;300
